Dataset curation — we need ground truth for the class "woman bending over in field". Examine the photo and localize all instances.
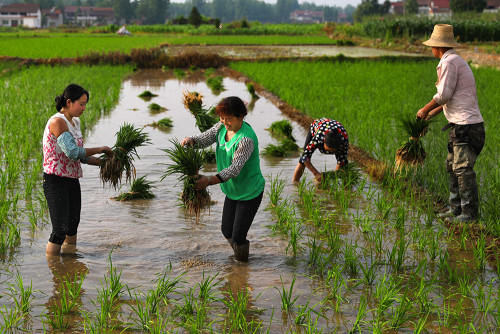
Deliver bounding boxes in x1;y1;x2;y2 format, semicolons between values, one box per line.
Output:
181;96;265;262
43;84;113;256
293;118;349;183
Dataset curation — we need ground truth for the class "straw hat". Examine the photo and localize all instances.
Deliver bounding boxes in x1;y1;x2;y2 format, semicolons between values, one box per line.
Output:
423;24;460;48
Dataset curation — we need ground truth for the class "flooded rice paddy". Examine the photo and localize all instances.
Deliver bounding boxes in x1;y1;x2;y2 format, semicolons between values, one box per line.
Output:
1;68;499;333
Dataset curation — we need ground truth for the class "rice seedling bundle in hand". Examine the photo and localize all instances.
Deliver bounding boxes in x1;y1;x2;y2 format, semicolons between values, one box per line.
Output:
320;163;361;189
100;123;150;190
161;139;210;217
395;117;431;170
182;90;217;132
113;175;156;201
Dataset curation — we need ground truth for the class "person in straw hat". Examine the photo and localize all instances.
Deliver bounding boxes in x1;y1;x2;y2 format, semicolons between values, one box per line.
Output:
416;24;485;223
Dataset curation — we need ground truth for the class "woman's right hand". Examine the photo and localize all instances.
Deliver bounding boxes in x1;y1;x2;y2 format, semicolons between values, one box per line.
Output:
181;137;194;147
101;146;113;157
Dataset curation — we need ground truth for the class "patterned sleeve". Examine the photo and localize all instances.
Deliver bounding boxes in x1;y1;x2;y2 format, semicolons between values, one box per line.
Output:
218;137;254;182
57;131;86;161
433;59;458;105
190;122;222;148
299;133;321;164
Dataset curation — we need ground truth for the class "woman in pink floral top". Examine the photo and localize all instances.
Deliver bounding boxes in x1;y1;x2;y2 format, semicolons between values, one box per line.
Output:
43;84;112;256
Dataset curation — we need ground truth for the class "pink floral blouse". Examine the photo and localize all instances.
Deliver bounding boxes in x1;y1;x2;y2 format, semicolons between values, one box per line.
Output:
43;113;84;178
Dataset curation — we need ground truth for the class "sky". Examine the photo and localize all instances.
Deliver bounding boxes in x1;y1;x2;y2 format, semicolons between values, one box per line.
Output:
170;0;362;9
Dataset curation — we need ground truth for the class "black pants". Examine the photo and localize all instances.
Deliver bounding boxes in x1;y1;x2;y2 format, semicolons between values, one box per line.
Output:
221;191;263;245
43;173;81;245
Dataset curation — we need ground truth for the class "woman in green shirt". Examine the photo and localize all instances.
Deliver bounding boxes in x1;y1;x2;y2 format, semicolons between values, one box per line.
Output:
181;96;265;261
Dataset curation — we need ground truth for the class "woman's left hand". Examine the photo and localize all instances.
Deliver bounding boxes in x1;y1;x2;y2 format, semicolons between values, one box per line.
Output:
101;146;113;157
194;175;209;190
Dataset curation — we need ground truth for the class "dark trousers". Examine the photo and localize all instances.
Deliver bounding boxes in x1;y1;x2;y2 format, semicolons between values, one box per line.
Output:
43;173;81;245
446;123;485;219
221;191;264;245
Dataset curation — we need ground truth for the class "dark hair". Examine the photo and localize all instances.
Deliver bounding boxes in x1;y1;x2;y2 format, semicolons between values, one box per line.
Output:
324;130;345;149
55;84;89;112
215;96;247;118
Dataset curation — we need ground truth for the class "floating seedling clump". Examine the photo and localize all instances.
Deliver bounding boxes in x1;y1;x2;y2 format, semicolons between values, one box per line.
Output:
100;123;150;190
247;83;259;100
138;90;158;101
161;139;210;217
206;75;224;94
395;117;431;170
148;103;167;114
151;117;173;129
263;120;299;157
113;175;156;201
268;119;295;141
182;90;218;132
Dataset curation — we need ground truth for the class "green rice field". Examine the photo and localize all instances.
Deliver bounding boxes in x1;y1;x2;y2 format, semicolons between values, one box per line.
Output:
231;59;500;234
0;33;342;59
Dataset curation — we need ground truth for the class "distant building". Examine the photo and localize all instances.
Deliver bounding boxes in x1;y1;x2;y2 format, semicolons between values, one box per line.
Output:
64;6;115;26
485;0;500;12
290;10;324;23
389;1;405;15
417;0;451;17
0;3;41;28
42;7;63;27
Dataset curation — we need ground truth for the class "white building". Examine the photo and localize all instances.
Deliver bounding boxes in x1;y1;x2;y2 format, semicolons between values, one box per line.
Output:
0;3;41;28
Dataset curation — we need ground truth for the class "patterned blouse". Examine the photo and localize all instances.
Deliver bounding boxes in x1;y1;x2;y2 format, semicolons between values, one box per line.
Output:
43;113;84;178
190;122;254;182
299;118;349;166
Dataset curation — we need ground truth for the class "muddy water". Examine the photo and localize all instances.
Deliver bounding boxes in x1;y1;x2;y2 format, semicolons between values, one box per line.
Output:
0;69;346;332
164;44;426;59
1;69;497;333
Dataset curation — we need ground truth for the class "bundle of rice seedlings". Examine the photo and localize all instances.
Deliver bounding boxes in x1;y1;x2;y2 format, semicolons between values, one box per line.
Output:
263;138;300;157
148;103;167;114
100;123;150;190
268;120;295;141
151;117;173;129
247;83;259;100
113;175;156;201
182;90;218;132
320;163;361;189
395;117;431;170
138;90;158;100
161;139;211;217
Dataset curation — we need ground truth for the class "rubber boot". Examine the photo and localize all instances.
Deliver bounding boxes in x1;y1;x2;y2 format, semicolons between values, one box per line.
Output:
226;238;234;250
233;241;250;262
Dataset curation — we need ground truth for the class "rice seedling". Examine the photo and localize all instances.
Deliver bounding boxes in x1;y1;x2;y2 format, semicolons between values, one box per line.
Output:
148;103;167;114
247;83;259;100
196;271;220;304
99;123;150;190
325;265;346;311
286;216;304;256
343;241;359;275
127;289;157;331
472;233;487;271
153;263;186;304
388;291;414;329
43;304;70;331
360;251;377;285
262;138;300;157
387;237;410;273
267;120;295;141
150;117;173;130
182;90;218;132
472;280;495;314
395;117;431;171
349;295;367;333
161;139;211;216
113;175;156;201
58;270;87;314
138;90;158;100
222;285;257;333
412;313;429;334
6;270;34;315
0;305;23;331
267;173;286;208
307;238;323;268
276;276;299;312
374;194;394;220
206;75;224;93
457;271;472;296
374;274;401;319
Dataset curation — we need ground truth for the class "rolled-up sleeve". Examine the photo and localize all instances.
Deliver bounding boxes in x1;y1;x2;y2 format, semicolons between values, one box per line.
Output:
218;137;254;182
433;60;458;106
190;122;221;148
